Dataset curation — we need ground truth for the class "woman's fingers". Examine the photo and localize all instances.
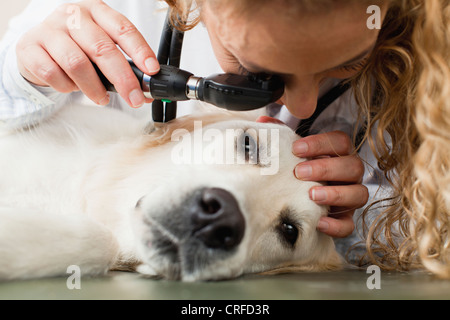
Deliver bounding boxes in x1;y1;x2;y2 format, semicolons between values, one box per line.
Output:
317;212;355;238
66;8;144;107
16;0;159;108
292;131;368;239
40;28;110;105
256;116;286;125
16;41;77;92
88;0;160;75
293;130;354;158
311;183;368;239
310;184;369;208
85;0;160;107
294;154;365;183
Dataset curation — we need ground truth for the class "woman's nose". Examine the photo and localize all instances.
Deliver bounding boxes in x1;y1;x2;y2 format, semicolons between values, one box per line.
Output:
281;78;320;120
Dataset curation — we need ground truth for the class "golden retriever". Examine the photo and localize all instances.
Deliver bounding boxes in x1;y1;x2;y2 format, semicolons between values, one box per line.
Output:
0;104;341;281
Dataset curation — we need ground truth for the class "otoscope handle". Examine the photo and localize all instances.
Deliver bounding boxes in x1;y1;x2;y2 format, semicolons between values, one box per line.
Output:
148;65;193;101
93;62;193;101
93;62;144;93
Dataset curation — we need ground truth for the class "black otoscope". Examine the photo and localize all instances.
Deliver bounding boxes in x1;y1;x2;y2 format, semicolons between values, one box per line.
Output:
94;12;285;123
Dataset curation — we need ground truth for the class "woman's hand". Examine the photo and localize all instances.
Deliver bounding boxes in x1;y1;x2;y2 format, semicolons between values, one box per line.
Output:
257;116;368;239
16;0;159;108
292;131;369;238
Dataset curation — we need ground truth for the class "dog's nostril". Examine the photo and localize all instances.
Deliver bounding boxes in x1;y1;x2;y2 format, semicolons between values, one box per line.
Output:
200;197;221;215
214;227;235;249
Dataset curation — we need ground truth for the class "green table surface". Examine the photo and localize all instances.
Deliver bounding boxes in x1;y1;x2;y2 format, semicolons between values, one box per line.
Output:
1;269;449;300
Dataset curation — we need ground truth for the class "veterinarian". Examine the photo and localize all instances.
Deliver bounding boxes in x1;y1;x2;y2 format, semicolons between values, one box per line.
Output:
0;0;448;278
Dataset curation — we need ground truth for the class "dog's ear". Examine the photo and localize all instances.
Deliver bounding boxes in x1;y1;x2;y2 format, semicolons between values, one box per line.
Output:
315;249;344;271
140;112;252;149
259;252;343;276
310;234;345;271
258;235;344;276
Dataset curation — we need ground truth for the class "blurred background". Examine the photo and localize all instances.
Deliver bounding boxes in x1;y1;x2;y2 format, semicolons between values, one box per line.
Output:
1;0;30;38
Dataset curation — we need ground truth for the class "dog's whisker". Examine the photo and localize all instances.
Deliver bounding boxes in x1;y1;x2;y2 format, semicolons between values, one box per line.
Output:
145;215;181;246
177;244;188;280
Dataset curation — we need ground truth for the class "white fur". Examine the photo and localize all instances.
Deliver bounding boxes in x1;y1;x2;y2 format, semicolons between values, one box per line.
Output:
0;104;341;281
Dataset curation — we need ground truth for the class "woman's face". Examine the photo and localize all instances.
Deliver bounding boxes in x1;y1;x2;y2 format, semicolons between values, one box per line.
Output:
202;1;388;119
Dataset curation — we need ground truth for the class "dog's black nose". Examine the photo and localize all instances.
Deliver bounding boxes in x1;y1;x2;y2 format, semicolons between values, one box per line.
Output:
192;188;246;250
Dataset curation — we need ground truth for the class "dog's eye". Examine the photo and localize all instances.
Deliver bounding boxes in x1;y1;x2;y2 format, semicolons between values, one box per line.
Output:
280;222;299;247
242;134;258;164
237;132;259;165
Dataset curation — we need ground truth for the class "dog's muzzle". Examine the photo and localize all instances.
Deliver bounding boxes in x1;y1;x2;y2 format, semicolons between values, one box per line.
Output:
138;187;247;280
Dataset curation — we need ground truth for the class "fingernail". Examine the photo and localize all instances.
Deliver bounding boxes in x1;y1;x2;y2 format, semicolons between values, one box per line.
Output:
318;220;329;232
98;93;110;106
145;57;160;74
293;142;308;155
295;164;312;180
129;89;145;108
311;188;327;202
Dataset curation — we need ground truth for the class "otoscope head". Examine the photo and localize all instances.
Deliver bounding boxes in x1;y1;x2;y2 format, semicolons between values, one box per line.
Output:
96;62;285;112
196;73;285;111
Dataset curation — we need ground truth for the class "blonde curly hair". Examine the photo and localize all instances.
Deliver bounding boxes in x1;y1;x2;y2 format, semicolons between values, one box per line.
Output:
353;0;450;278
162;0;450;278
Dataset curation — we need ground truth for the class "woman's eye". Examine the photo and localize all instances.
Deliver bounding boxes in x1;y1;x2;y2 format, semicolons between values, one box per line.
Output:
237;64;250;76
238;64;273;81
280;222;299;247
